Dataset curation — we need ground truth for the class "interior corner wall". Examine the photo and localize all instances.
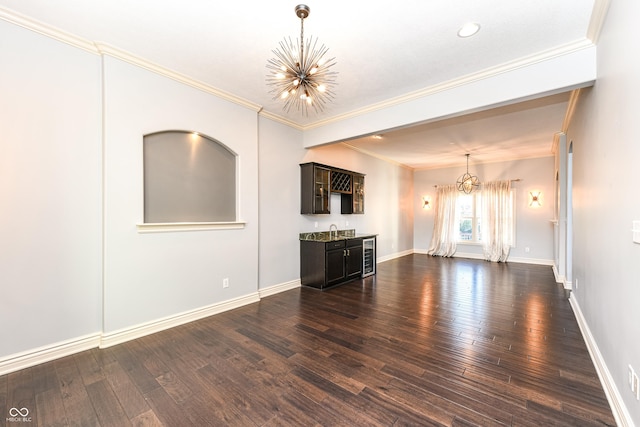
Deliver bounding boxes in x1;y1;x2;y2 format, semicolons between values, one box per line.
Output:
566;0;640;422
102;56;259;334
0;20;103;357
413;157;555;263
257;117;414;290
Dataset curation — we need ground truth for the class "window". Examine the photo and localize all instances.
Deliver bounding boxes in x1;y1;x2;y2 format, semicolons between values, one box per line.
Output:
456;193;482;242
143;131;236;224
456;190;515;244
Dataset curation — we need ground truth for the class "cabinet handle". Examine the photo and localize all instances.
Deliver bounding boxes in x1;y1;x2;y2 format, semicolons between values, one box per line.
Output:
347;249;350;256
343;250;346;256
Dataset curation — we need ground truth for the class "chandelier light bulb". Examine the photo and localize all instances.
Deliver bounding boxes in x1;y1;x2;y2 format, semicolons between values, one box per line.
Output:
266;4;338;115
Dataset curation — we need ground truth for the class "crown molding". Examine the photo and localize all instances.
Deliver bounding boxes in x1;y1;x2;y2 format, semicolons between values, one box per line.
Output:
95;43;261;112
300;38;596;132
0;7;262;113
258;109;304;130
562;89;582;133
340;142;409;169
587;0;612;44
0;6;99;54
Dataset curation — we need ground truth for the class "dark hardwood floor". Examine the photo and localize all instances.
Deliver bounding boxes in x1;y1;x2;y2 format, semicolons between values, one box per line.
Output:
1;255;616;426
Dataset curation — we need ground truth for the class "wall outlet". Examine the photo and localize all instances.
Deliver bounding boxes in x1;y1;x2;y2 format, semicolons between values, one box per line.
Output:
525;247;530;253
222;278;229;288
629;365;635;391
575;278;578;290
314;221;318;228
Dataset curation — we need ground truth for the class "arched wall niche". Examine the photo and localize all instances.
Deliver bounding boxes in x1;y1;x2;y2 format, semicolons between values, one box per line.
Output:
143;130;237;223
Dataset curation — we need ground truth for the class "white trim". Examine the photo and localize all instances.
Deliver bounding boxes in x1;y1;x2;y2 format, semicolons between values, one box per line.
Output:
0;6;99;54
300;39;595;131
0;8;261;113
416;249;555;266
259;279;301;298
587;0;612;44
377;249;414;263
258;109;304;130
100;292;260;349
0;333;101;376
96;43;261;113
136;221;246;233
569;295;633;427
552;264;568;287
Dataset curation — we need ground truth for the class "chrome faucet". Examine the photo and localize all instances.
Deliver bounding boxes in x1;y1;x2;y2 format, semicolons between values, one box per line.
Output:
329;223;338;240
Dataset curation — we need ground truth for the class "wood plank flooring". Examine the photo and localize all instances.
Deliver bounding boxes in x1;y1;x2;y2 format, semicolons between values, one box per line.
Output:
1;255;616;426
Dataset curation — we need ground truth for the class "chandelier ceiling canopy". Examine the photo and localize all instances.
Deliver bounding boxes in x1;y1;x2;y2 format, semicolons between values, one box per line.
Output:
456;154;480;194
266;4;338;115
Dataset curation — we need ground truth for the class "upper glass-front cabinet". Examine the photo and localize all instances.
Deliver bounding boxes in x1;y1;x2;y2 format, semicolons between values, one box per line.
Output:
301;163;330;214
352;174;365;214
300;163;365;215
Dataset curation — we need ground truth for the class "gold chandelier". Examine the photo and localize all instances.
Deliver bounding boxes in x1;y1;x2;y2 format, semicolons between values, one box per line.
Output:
266;4;337;115
456;154;480;194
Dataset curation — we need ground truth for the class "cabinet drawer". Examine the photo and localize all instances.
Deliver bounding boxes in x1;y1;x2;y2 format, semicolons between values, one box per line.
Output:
346;238;363;248
325;240;346;250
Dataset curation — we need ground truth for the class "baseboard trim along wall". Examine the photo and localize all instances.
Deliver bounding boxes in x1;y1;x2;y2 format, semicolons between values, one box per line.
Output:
569;294;633;427
413;249;554;266
100;292;261;349
259;279;301;298
378;249;414;264
0;333;102;376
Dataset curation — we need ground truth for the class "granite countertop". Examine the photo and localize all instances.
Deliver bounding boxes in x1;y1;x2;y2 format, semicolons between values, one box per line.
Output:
299;229;377;242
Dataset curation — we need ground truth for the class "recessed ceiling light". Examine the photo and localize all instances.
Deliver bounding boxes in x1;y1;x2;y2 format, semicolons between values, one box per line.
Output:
372;134;383;139
458;22;481;38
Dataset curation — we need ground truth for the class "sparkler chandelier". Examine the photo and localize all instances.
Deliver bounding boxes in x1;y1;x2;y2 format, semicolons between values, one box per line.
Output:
266;4;337;115
456;154;480;194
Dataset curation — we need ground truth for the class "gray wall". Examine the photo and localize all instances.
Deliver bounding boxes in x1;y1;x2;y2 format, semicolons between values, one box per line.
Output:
567;0;640;422
414;157;555;263
0;19;103;357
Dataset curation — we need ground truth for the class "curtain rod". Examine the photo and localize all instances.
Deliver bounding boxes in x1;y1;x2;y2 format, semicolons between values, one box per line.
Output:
433;178;521;188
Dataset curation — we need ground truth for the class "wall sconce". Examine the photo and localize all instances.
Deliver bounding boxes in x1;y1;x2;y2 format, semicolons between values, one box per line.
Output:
529;191;542;208
422;196;431;209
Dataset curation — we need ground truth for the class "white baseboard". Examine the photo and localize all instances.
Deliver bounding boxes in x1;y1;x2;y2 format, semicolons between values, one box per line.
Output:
377;249;414;263
259;279;301;298
100;292;260;349
0;283;308;376
414;249;553;266
569;294;633;427
0;333;101;376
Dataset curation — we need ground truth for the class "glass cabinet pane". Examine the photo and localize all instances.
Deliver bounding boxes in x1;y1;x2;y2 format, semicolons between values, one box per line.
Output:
314;167;330;213
352;174;364;214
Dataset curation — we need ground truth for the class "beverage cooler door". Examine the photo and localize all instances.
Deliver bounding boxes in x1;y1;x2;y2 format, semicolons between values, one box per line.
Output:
362;238;376;277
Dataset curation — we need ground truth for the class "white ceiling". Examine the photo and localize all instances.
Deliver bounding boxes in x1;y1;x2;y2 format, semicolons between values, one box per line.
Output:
0;0;599;169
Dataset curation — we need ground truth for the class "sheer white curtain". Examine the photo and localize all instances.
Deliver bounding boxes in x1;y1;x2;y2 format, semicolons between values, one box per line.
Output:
481;180;512;262
427;184;458;257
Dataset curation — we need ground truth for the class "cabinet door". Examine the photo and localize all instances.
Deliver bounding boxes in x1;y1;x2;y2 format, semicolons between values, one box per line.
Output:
352;174;365;214
326;248;346;287
313;166;331;214
345;245;363;279
301;163;331;214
